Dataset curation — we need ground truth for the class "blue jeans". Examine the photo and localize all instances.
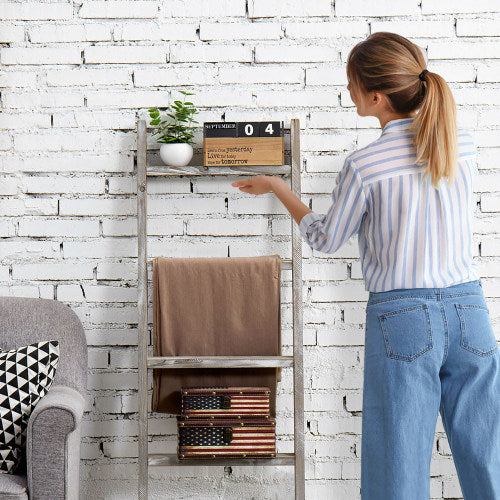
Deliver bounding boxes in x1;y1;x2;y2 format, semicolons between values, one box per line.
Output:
361;280;500;500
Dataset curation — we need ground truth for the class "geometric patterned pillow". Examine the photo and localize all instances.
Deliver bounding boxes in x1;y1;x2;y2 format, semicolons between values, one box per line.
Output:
0;341;59;474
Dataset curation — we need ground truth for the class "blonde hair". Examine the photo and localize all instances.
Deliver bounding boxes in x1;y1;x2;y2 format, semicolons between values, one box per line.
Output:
346;32;457;188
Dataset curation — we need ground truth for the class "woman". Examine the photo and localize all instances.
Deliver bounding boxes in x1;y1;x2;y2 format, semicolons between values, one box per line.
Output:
232;32;499;499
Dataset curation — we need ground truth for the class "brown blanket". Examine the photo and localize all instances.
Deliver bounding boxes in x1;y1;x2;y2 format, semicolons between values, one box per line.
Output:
152;254;282;416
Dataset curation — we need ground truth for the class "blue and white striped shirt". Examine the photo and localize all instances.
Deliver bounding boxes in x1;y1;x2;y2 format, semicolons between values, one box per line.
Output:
299;118;479;292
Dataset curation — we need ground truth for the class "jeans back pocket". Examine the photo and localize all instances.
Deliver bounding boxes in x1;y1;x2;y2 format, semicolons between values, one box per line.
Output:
378;304;433;362
455;303;498;357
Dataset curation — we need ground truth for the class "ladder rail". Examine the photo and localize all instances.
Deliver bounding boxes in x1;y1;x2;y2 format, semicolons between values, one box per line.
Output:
137;120;149;500
291;118;305;500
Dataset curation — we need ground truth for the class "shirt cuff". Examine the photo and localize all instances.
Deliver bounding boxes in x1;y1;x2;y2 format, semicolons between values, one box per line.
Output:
298;211;322;242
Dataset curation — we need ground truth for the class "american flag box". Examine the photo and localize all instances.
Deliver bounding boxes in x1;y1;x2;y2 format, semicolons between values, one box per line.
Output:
177;417;276;459
180;387;271;419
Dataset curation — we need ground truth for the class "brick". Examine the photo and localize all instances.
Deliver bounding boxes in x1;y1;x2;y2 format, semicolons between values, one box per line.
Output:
22;176;104;195
18;218;100;237
94;395;123;413
29;23;112;43
303;262;348;281
0;24;25;43
336;0;419;17
170;44;253;63
0;177;17;195
114;22;196;41
255;44;337;63
447;88;500;107
285;21;367;39
1;47;82;65
85;90;169;109
200;22;281;41
162;0;246;18
85;328;137;346
87;306;138;325
109;349;137;369
457;19;500;37
3;154;133;173
52;111;136;130
3;91;83;110
249;0;332;17
134;66;217;86
88;348;109;369
311;281;368;302
187;217;268;236
96;262;137;281
256;89;339;107
14;131;134;152
371;20;454;38
84;46;166;64
46;68;131;86
481;238;500;256
421;0;499;14
63;239;137;258
0;220;15;237
301;133;355;153
59;199;135;216
148;197;224;215
306;66;348;86
0;198;57;216
0;113;50;129
0;132;11;150
79;1;159;19
429;61;476;83
429;41;500;60
13;263;94;280
219;65;302;84
477;63;500;83
83;285;137;302
0;72;38;88
0;3;73;20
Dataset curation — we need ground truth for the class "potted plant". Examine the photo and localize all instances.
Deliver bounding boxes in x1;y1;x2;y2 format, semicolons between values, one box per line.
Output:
148;90;199;167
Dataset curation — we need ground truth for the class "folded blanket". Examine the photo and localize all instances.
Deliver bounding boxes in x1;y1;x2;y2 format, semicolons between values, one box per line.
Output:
152;255;282;416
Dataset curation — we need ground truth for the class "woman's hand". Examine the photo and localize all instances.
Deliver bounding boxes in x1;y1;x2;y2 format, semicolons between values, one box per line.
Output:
231;175;275;195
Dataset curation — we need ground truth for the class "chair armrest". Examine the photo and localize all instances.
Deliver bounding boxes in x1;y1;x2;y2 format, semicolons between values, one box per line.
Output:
27;386;85;500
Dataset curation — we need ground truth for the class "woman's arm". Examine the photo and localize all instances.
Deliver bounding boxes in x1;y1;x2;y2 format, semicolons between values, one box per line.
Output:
231;175;312;226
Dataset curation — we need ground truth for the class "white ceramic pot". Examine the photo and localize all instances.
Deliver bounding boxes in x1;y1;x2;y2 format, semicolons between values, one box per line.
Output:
159;143;193;167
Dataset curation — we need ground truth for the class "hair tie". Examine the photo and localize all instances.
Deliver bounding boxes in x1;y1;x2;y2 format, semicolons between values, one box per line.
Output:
419;69;429;81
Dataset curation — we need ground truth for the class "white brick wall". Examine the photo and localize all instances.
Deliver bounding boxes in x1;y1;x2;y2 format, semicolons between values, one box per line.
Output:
0;1;499;499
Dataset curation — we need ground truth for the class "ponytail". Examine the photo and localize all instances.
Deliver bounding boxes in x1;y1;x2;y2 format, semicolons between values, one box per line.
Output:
347;32;458;188
410;71;458;187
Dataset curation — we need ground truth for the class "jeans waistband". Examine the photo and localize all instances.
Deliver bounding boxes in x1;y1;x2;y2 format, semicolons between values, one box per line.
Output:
367;279;482;305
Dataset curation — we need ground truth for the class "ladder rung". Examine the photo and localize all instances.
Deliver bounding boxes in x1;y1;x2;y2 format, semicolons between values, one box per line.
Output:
146;258;293;270
147;355;293;369
148;452;295;467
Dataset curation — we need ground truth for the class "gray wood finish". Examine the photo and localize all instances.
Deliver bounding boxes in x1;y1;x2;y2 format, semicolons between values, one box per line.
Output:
137;120;148;500
149;453;295;467
137;119;305;499
147;355;294;369
147;165;290;176
290;118;305;500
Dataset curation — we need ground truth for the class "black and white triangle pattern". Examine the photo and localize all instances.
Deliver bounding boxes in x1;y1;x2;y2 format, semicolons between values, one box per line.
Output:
0;341;59;474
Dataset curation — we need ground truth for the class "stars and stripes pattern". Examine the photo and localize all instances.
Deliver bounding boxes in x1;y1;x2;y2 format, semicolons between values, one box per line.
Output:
178;420;276;458
182;392;270;418
299;118;480;292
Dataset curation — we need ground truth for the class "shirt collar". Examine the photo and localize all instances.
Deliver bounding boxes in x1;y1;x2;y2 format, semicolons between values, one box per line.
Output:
380;118;415;136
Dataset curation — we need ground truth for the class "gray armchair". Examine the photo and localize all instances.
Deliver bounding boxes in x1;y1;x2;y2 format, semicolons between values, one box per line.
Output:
0;297;87;500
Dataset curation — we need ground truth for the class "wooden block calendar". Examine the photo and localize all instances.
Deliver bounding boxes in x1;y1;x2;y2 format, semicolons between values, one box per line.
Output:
203;121;284;167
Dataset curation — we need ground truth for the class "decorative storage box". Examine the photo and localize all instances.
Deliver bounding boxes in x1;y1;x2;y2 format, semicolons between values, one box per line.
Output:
177;418;276;459
181;387;271;419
